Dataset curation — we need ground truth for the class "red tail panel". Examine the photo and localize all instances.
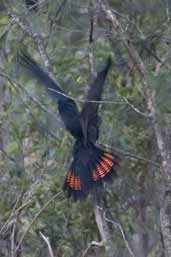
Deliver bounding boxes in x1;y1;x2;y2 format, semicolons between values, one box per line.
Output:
66;172;81;190
63;146;119;201
92;152;114;181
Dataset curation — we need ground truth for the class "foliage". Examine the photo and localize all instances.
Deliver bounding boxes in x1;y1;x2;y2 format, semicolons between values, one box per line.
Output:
0;0;170;256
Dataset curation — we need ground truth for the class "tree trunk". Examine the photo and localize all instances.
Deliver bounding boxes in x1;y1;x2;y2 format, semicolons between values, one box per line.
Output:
94;194;115;257
98;1;171;256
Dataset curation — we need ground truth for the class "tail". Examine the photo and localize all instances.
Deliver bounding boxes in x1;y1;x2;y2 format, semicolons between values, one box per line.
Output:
63;144;119;201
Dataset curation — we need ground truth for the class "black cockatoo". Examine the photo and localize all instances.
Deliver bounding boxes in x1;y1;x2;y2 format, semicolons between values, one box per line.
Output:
19;52;119;200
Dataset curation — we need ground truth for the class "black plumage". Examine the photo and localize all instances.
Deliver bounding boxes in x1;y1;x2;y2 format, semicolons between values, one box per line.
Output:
19;52;119;200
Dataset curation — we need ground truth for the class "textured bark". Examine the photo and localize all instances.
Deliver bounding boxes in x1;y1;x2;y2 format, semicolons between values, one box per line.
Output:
94;195;115;257
0;53;11;257
131;181;148;257
160;195;171;257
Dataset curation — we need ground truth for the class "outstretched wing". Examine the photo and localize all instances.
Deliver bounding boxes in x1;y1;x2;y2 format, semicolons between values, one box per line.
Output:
80;57;111;144
19;52;82;138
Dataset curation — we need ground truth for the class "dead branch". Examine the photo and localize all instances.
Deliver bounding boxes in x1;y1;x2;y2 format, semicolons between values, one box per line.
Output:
39;231;55;257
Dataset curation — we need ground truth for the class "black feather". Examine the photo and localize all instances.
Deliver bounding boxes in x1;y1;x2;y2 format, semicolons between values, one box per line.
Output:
80;57;111;144
19;52;119;201
19;52;82;138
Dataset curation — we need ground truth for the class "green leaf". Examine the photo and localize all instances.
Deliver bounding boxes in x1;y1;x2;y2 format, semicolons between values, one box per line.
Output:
7;141;19;154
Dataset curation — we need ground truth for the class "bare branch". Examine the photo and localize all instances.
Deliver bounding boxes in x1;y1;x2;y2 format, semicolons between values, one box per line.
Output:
48;88;123;105
81;240;104;257
11;220;16;257
39;232;55;257
105;216;136;257
165;0;171;25
112;145;160;168
122;96;150;118
0;190;24;235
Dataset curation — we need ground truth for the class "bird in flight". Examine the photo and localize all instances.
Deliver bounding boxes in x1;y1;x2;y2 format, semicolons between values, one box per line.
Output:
19;52;119;200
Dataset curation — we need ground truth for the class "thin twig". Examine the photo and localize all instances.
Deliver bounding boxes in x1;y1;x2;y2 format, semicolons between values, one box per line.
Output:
0;70;123;112
0;147;20;166
39;232;55;257
48;88;123;105
165;0;171;25
105;216;136;257
104;145;160;168
0;71;59;120
0;190;24;235
15;191;62;254
11;219;16;257
26;0;47;12
1;200;33;239
122;96;150;118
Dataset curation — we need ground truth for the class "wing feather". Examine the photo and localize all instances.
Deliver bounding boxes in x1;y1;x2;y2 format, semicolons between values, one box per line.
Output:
19;52;82;138
80;57;111;143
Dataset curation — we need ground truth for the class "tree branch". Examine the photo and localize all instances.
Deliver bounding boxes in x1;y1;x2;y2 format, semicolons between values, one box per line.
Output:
39;232;55;257
105;216;136;257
